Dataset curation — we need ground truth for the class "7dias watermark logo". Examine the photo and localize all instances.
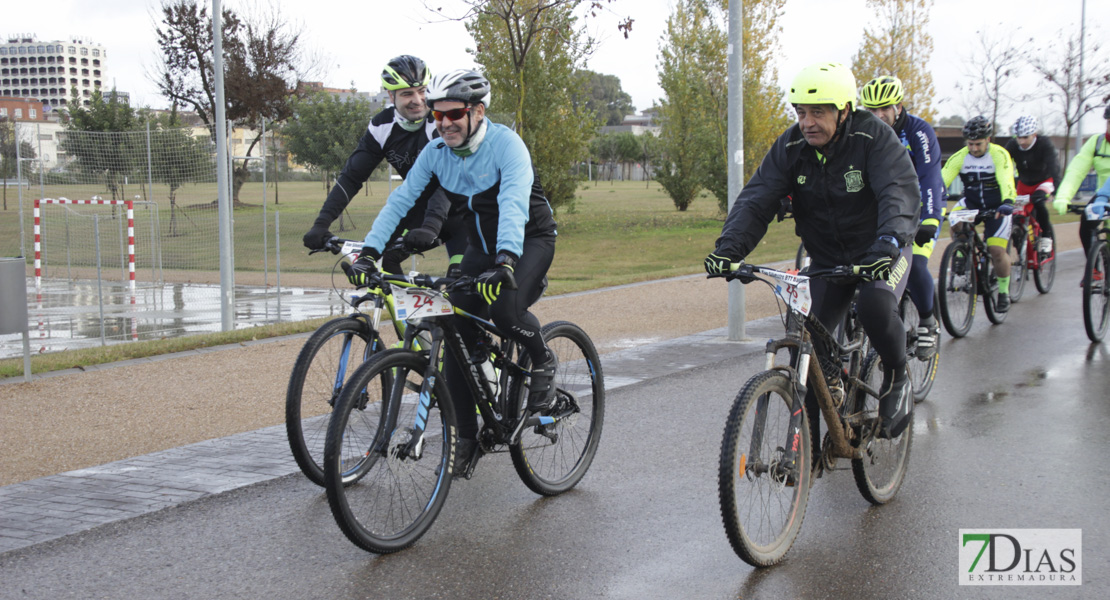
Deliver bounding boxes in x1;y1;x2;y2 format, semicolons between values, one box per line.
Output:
959;529;1082;586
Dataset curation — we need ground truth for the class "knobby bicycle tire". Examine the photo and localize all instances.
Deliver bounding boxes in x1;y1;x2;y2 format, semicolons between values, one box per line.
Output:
324;350;456;554
1008;225;1028;303
718;370;811;567
938;240;976;338
1083;240;1110;342
850;352;913;505
1034;236;1057;294
982;249;1007;325
510;321;606;496
286;316;382;487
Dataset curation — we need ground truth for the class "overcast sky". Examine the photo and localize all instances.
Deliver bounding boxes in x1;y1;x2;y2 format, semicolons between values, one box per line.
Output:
7;0;1109;135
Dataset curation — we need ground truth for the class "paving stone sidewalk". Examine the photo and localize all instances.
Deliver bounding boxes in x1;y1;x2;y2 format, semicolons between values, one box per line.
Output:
0;317;783;555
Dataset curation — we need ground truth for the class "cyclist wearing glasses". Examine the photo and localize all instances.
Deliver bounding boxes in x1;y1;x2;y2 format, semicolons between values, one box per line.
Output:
705;62;920;439
860;75;945;360
1055;105;1110;281
941;116;1018;312
1005;115;1060;254
349;69;559;474
301;55;464;273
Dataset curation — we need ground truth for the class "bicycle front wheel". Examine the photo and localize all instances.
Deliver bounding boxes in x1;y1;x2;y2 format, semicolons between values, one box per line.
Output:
851;352;913;505
1034;236;1057;293
510;321;605;496
900;293;938;403
982;252;1008;325
719;370;811;567
938;240;976;338
286;316;383;487
324;350;455;554
1008;225;1028;302
1083;240;1110;342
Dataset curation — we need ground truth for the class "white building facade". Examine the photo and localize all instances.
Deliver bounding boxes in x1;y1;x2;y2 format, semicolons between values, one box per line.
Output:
0;34;107;111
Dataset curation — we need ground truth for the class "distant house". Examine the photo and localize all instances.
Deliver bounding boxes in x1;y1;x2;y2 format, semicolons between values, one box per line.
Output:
599;108;660;137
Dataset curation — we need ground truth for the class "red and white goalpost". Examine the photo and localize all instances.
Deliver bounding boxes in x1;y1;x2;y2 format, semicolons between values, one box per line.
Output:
33;197;136;293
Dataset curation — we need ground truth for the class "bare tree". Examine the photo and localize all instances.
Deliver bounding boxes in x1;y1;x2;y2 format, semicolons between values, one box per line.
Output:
951;27;1030;128
153;0;318;204
1029;30;1110;163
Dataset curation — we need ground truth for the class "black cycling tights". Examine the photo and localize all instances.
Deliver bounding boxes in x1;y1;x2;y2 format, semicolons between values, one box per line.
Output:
444;236;556;440
1030;193;1055;242
808;272;907;375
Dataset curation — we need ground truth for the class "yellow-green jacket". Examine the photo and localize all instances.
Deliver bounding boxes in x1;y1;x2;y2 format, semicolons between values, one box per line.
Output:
1056;134;1110;203
941;143;1016;208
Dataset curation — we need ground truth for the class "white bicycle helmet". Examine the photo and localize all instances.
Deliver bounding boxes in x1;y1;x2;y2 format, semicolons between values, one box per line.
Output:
1011;116;1038;137
427;69;491;108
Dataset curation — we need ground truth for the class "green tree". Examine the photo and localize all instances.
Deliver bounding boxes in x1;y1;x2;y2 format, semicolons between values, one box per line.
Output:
656;0;717;211
154;0;313;205
283;91;373;185
466;0;601;211
850;0;937;122
0;117;36;211
657;0;793;212
579;70;636;126
148;113;216;236
62;88;144;200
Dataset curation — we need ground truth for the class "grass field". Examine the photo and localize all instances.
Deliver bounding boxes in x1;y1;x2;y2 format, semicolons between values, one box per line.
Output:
0;177;1083;378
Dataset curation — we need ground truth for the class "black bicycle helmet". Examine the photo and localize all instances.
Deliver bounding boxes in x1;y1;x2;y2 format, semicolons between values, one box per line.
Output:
381;55;431;91
962;115;993;140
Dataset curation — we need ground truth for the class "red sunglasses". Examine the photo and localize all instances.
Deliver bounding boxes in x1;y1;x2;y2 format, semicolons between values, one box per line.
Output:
432;106;473;122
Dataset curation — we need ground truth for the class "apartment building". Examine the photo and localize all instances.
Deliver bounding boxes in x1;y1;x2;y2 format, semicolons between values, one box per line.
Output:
0;34;107;111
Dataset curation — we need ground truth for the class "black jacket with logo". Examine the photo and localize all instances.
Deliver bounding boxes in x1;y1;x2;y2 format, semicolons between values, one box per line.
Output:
715;109;920;266
312;106;450;235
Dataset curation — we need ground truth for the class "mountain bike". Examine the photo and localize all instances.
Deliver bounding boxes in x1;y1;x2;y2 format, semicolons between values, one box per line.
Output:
799;241;936;402
1009;194;1056;298
714;264;912;567
938;208;1007;337
1072;202;1110;342
322;271;605;553
285;238;430;487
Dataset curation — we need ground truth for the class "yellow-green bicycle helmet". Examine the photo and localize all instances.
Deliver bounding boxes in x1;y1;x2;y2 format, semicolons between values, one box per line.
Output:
788;62;856;110
381;55;431;91
860;75;904;109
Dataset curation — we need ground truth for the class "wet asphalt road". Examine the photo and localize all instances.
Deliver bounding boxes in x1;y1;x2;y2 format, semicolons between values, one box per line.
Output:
1;252;1108;600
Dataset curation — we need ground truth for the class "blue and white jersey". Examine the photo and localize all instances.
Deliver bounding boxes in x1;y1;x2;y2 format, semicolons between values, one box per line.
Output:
365;121;556;258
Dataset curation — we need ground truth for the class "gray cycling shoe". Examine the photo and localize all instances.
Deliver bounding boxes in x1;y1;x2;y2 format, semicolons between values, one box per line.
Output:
526;350;559;415
451;438;481;480
915;316;939;360
878;367;912;439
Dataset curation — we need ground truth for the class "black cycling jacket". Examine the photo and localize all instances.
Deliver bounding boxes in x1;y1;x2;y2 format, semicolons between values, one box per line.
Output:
312;106;449;234
1004;135;1061;188
715;109;920;266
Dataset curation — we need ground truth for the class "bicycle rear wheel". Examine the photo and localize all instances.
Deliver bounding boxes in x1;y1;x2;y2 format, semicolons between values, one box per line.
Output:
900;293;938;403
938;240;976;338
1083;240;1110;342
719;370;811;567
510;321;605;496
324;350;455;554
1034;236;1057;293
286;317;383;487
851;352;913;505
1008;225;1028;302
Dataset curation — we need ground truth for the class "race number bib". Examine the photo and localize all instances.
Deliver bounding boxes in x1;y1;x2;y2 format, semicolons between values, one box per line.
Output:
394;289;453;321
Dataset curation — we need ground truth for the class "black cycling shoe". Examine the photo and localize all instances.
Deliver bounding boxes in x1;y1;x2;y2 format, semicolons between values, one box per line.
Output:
995;293;1011;313
915;316;939;360
451;438;481;480
526;350;559;415
878;367;912;439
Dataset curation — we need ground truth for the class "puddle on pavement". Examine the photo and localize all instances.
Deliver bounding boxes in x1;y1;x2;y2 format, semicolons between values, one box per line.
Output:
0;278;352;360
